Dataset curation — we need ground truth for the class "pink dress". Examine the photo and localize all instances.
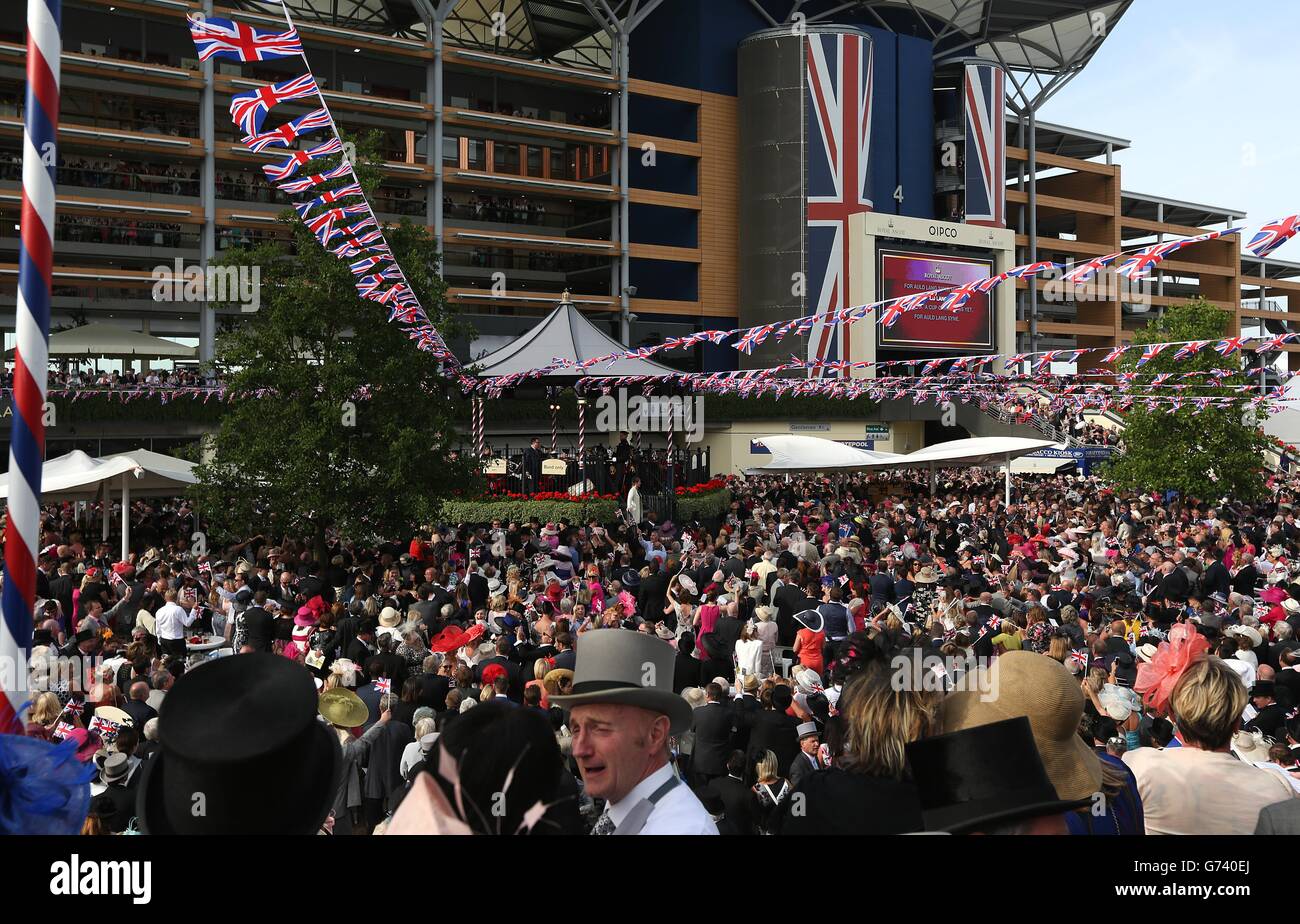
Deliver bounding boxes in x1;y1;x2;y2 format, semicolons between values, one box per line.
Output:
697;604;720;637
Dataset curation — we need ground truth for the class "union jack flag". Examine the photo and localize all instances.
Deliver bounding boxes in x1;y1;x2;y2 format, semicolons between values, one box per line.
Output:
736;324;774;355
1116;241;1184;280
963;63;1005;227
1033;350;1060;373
971;272;1008;294
937;284;976;313
1102;345;1129;365
1257;333;1297;352
1247;215;1300;258
312;182;364;207
349;254;393;275
243;108;333;153
390;305;424;324
921;357;946;375
342;216;378;236
805;31;873;373
878;302;905;328
1215;336;1246;356
373;677;391;695
1136;342;1170;366
329;239;362;258
356;274;386;297
187;15;304;62
229;73;319;135
1172;340;1209;361
1003;352;1028;370
1004;261;1058;279
261;138;344;182
276;162;354;194
1062;252;1122;285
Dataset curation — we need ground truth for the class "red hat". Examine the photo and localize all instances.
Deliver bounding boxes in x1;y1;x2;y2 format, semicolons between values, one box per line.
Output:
545;582;564;602
481;662;507;688
111;561;134;577
429;626;468;654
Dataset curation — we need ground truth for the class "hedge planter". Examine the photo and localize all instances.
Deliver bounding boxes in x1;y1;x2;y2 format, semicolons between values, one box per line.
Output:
439;497;620;525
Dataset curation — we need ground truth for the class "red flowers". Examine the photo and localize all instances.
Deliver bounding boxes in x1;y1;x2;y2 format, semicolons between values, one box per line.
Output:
488;490;616;502
674;478;726;496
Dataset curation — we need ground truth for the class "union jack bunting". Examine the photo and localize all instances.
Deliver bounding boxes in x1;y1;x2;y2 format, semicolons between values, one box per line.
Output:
348;254;393;275
350;229;384;247
329;239;362;258
260;138;344;181
921;358;946;375
1115;241;1183;280
389;305;424;324
1136;342;1171;366
313;182;364;206
878;302;905;328
1214;336;1246;356
1248;215;1300;258
938;285;976;312
805;31;874;371
971;273;1008;294
276;162;354;194
243;108;332;153
1003;353;1028;370
229;73;319;135
1033;350;1060;372
187;15;304;62
341;217;378;236
1004;261;1058;279
1172;340;1209;361
736;324;774;355
1257;333;1297;352
355;274;385;297
1061;252;1122;285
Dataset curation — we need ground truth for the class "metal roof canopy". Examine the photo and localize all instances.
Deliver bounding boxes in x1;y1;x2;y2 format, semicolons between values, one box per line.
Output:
1013;118;1130;162
1241;255;1300;281
1120;190;1247;230
470;293;677;379
249;0;664;70
7;322;196;360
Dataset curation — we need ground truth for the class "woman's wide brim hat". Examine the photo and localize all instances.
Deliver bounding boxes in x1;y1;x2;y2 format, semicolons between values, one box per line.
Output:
793;608;825;634
318;687;370;728
138;653;341;834
550;630;692;734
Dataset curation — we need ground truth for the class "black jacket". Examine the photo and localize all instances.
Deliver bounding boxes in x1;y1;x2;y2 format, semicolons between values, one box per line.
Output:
673;651;701;694
696;774;755;835
689;701;734;778
771;768;923;835
745;710;800;777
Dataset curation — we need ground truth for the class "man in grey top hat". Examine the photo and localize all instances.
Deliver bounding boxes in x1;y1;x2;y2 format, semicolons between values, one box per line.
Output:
551;630;717;835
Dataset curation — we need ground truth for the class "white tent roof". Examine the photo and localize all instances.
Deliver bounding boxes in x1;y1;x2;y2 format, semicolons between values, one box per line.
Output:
1264;377;1300;445
471;298;677;379
0;448;197;500
747;434;905;473
901;436;1057;467
8;322;197;359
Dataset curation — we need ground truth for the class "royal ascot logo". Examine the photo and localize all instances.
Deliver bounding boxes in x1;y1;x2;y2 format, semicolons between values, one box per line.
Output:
50;855;152;905
151;259;261;312
593;388;704;443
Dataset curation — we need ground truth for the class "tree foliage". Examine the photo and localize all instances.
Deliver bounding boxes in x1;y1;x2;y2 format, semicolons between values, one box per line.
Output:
193;132;477;546
1104;299;1270;501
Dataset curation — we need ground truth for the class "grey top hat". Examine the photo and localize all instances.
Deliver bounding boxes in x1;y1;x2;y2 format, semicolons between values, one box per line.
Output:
549;630;692;734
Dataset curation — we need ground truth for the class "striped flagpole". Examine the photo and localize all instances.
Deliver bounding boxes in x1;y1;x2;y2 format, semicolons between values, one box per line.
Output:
3;0;60;733
473;396;484;458
577;393;586;489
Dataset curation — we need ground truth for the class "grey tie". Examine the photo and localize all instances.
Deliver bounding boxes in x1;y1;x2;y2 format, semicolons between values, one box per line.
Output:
590;808;616;836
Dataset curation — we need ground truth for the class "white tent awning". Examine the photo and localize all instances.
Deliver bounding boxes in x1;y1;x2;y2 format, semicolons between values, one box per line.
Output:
471;298;676;379
747;434;905;473
8;322;197;359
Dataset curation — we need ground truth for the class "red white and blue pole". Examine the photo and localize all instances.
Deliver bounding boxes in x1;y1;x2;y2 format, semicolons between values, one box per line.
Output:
2;0;60;733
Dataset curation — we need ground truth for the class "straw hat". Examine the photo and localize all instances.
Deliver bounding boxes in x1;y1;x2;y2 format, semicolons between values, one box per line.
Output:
940;651;1102;802
318;688;369;728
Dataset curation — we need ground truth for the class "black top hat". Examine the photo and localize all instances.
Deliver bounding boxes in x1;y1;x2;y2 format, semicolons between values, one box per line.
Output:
137;653;340;834
905;716;1090;833
1250;680;1275;698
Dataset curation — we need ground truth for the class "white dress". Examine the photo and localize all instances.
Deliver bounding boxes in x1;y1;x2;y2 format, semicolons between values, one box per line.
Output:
734;638;763;677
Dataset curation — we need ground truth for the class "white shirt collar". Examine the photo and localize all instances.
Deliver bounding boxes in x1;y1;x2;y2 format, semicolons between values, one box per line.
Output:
607;762;675;828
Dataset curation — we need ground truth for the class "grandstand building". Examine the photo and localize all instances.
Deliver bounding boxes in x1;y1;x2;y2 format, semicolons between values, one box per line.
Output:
2;0;1297;450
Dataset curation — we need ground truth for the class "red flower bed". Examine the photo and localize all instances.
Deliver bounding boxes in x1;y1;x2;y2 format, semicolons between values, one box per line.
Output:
489;490;618;502
675;477;726;496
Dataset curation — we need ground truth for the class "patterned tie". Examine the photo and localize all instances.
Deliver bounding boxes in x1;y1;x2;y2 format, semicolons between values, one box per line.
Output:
590;808;616;836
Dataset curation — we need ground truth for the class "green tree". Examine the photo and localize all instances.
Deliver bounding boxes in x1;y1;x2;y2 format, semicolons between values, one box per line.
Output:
1104;299;1270;501
194;132;476;550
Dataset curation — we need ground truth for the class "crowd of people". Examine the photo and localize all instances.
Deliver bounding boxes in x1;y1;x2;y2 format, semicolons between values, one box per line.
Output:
5;465;1300;835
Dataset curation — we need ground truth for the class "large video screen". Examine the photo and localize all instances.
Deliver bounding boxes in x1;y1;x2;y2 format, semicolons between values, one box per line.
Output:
876;249;995;351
